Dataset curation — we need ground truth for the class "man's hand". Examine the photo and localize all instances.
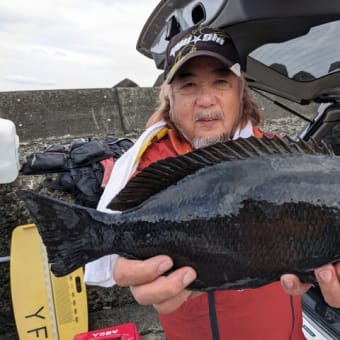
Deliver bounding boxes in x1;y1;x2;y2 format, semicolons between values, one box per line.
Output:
280;262;340;308
113;255;200;314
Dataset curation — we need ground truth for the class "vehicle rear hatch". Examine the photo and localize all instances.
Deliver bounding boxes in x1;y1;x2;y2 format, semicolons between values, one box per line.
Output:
137;0;340;104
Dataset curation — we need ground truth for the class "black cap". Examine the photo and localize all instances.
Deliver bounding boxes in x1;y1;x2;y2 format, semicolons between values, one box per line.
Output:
164;25;241;83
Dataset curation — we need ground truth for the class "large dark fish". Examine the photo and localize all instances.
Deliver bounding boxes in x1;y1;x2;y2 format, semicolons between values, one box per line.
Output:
18;136;340;291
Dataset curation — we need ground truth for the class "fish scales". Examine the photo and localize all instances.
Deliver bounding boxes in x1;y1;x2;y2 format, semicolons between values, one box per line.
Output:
17;136;340;291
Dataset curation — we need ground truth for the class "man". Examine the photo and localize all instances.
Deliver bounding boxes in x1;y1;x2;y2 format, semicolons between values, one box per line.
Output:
85;25;340;339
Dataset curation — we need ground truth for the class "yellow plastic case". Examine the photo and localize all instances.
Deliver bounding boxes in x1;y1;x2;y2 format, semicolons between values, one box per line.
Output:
10;224;88;339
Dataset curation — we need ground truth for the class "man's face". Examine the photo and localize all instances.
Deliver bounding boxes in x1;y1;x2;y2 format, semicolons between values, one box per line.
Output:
170;56;242;148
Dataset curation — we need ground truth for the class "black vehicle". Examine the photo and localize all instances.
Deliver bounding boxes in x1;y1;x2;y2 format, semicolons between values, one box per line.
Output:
136;1;340;338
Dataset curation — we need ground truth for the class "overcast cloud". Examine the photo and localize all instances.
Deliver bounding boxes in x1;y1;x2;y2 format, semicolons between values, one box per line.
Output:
0;0;162;91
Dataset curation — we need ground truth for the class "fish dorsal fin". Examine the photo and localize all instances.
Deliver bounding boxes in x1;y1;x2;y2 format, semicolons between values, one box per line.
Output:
107;136;332;211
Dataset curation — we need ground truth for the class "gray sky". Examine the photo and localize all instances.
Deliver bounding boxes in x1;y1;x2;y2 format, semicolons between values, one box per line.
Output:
0;0;162;92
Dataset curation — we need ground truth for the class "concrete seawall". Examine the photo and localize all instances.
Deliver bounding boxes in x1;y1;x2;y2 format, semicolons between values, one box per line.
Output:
0;87;159;142
0;85;314;339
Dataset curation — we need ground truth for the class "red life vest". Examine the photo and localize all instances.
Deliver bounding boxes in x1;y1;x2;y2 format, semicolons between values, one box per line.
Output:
138;127;304;340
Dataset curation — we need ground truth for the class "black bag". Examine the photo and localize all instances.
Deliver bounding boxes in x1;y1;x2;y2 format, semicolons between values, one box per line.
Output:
21;136;134;207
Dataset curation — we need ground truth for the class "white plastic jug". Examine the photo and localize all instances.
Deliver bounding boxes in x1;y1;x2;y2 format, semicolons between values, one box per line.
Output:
0;118;19;184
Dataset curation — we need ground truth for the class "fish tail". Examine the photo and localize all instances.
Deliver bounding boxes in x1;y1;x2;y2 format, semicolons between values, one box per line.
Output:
52;238;90;277
17;190;117;277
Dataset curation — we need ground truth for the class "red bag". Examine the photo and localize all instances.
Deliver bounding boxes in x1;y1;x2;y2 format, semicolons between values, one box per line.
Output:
74;322;141;340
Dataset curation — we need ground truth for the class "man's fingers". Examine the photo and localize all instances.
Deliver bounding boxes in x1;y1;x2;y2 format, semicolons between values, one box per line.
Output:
315;264;340;308
281;264;340;309
153;289;194;315
113;255;173;287
130;266;197;305
113;255;198;314
153;289;203;315
280;274;311;295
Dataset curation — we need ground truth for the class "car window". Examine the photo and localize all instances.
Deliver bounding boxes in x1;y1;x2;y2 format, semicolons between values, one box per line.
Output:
250;20;340;81
326;125;340;151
